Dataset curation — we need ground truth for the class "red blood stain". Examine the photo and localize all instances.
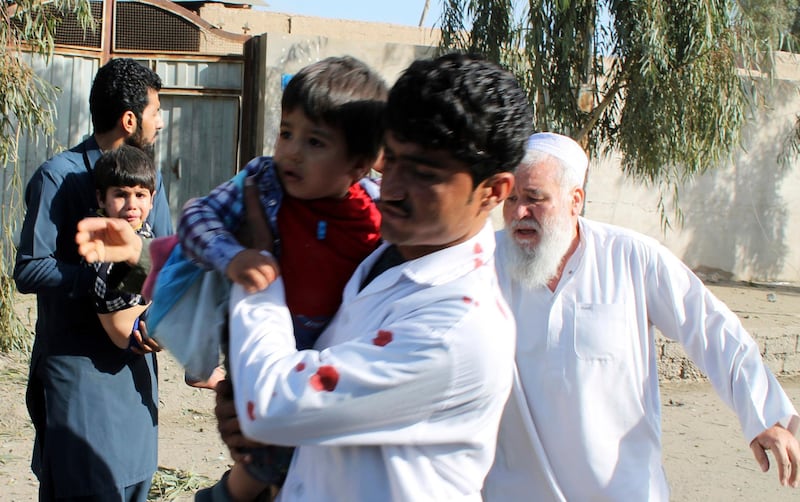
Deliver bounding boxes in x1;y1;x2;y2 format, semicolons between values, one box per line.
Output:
310;365;340;392
247;401;256;421
373;330;393;347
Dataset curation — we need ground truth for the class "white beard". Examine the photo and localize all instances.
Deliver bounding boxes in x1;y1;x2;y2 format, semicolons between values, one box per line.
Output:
502;213;575;289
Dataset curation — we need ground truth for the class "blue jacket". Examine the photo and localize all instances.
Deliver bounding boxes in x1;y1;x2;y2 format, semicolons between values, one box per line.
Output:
13;135;172;498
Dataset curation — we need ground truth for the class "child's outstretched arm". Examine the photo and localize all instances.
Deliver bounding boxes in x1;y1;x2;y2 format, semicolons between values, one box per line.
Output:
178;178;248;274
227;181;280;292
178;157;281;287
97;304;148;350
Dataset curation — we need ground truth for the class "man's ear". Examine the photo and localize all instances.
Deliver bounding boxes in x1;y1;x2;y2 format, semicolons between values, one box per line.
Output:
350;156;373;181
121;110;137;136
96;189;105;209
478;172;515;213
371;149;386;174
571;186;585;217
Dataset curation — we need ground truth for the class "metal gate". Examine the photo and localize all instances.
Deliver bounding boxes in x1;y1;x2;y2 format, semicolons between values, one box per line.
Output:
11;0;250;226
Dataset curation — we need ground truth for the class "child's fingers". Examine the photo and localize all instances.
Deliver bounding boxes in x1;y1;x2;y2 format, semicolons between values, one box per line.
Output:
239;261;280;293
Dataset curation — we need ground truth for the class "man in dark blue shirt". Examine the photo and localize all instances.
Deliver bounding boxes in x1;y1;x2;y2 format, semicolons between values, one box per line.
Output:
14;58;172;502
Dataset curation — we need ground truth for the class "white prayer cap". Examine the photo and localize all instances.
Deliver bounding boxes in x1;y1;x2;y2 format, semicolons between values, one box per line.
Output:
526;132;588;174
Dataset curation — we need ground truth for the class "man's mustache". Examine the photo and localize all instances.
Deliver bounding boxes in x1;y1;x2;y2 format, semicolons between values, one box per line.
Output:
509;218;541;232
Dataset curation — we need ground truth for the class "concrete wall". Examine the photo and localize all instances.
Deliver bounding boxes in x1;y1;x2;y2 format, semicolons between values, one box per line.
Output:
656;279;800;379
243;33;434;159
213;5;800;285
583;54;800;378
198;4;440;46
659;331;800;380
586;55;800;285
207;4;800;379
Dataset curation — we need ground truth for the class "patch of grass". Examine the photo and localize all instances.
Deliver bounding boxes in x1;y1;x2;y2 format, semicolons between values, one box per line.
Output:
0;277;33;354
0;353;29;385
0;453;17;465
148;466;215;501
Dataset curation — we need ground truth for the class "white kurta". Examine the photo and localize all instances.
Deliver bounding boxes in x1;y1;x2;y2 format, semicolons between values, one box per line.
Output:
484;218;799;501
228;222;515;502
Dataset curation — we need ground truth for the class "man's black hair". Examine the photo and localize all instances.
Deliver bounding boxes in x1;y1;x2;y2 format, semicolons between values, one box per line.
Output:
94;144;157;195
385;53;533;186
282;56;388;160
89;58;162;134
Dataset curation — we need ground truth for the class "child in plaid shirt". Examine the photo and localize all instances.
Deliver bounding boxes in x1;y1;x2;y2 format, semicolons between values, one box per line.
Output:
92;145;158;350
180;56;387;502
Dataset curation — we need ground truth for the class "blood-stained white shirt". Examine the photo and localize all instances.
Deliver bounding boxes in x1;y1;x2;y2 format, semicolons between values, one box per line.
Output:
484;218;799;502
228;222;515;502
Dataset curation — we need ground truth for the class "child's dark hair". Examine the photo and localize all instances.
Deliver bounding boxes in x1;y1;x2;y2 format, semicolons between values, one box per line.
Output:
282;56;388;160
94;145;157;195
385;53;533;187
90;58;162;134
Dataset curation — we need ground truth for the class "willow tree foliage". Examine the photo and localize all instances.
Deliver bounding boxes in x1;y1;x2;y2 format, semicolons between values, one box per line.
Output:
0;0;94;352
740;0;800;52
438;0;779;223
748;1;800;158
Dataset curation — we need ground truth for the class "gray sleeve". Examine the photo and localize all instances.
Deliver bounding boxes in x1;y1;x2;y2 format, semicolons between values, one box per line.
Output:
116;237;153;294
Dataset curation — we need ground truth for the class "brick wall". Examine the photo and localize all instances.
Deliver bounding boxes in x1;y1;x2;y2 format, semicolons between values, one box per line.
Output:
657;283;800;380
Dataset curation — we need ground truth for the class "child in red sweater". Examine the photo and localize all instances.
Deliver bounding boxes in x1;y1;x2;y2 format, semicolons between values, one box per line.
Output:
179;56;386;502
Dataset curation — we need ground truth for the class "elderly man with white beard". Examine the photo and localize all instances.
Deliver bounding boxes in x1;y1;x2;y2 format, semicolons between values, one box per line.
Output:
483;132;800;501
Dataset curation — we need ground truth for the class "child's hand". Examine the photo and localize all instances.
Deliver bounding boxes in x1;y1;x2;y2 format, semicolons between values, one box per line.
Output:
226;249;280;293
76;217;143;265
129;320;163;355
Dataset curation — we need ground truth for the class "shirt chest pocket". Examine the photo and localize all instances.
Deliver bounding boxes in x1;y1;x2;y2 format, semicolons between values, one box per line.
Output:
573;303;627;361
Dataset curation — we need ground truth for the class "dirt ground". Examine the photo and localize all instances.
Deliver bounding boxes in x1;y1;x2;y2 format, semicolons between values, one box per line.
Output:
1;282;800;501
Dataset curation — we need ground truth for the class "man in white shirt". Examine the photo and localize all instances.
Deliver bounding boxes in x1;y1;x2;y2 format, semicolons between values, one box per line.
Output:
218;53;532;502
484;132;800;501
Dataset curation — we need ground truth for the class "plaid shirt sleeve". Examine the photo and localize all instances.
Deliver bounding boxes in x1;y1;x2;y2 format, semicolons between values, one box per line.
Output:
177;157;282;274
93;223;153;313
93;262;146;313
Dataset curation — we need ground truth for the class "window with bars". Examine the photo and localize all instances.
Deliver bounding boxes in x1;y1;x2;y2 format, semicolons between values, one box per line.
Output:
115;2;200;52
16;1;104;49
13;0;243;55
